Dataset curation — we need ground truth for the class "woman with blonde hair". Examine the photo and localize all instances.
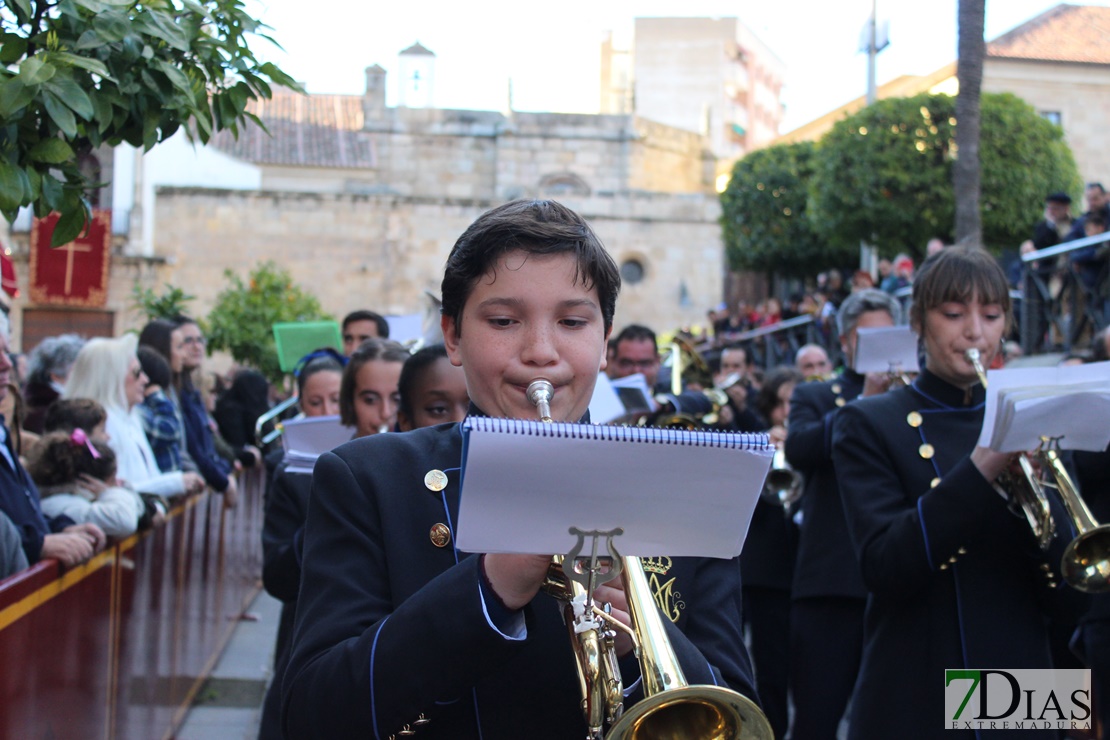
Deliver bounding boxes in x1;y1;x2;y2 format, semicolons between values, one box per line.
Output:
63;335;203;499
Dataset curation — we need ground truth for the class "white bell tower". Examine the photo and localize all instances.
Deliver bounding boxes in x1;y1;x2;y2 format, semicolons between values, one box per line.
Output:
397;42;436;109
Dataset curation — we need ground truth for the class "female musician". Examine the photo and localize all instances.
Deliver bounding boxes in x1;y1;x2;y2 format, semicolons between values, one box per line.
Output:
831;247;1084;738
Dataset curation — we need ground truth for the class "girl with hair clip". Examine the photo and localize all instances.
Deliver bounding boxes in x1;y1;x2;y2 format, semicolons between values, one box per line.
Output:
27;430;147;538
832;247;1086;739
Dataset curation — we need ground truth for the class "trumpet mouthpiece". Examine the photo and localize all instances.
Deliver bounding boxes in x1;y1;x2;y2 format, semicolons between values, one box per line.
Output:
527;379;555;422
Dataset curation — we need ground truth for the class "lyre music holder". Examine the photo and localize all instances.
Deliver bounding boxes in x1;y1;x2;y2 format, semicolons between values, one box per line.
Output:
562;527;625;600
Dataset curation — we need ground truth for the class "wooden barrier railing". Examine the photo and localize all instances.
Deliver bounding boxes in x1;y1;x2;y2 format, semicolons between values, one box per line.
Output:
0;467;264;740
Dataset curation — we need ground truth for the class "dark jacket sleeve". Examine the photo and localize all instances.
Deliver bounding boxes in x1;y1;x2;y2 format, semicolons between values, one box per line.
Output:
262;465;311;603
214;399;250;450
784;383;832;474
180;390;231;492
831;401;1010;601
282;450;536;739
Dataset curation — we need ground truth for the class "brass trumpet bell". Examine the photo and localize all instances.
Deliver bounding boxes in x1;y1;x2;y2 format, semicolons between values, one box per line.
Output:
607;686;773;740
1062;526;1110;594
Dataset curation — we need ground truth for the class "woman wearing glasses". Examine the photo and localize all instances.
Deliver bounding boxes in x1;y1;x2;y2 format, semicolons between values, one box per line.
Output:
63;335;203;500
171;315;239;508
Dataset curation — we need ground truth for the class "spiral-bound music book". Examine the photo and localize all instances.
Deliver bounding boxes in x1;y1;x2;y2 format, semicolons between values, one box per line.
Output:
456;418;775;559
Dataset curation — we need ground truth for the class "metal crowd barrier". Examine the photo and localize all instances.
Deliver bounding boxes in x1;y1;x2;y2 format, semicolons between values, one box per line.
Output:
1020;231;1110;355
714;314;835;369
0;467;264;740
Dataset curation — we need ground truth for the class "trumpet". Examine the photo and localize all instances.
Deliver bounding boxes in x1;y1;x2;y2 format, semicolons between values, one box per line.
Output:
966;348;1055;549
762;449;803;507
966;349;1110;593
527;380;773;739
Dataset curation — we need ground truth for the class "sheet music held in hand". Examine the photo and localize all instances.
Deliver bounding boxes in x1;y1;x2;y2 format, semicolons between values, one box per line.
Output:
853;326;921;375
456;418;774;559
977;361;1110;452
281;415;356;474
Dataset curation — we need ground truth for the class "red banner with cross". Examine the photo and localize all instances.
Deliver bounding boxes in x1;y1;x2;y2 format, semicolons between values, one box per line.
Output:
29;210;112;308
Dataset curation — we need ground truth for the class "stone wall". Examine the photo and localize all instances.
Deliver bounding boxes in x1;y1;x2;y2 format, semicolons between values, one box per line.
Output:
149;188;723;338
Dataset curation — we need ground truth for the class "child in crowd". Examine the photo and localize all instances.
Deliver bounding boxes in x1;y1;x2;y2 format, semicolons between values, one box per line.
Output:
41;397;167;532
395;344;469;431
27;430;145;538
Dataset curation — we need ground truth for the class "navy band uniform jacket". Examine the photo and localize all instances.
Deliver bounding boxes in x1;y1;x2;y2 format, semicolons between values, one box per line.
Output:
282;421;760;739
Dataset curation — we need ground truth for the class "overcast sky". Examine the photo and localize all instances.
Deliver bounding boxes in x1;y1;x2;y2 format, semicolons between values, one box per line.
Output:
247;0;1108;133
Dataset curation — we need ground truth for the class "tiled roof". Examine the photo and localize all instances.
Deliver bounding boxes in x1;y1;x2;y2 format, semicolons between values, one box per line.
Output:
987;4;1110;65
209;92;376;169
400;41;435;57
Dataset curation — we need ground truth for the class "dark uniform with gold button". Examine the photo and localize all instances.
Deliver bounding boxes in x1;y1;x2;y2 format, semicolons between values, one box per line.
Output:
832;369;1084;739
282;418;760;740
784;370;866;739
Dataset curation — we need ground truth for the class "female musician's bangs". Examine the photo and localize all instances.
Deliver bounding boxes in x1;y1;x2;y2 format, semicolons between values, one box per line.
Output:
911;247;1013;330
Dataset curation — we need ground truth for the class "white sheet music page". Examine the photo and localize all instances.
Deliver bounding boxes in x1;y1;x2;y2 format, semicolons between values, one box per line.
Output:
853;326;921;374
281;415;357;473
456;419;774;559
978;361;1110;452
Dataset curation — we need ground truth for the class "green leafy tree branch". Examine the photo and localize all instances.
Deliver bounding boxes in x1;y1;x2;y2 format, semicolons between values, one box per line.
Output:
0;0;302;245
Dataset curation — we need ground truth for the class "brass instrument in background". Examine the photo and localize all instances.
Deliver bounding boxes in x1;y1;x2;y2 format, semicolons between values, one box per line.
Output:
652;339;736;429
527;380;773;740
762;449;803;507
886;362;914;388
966;349;1110;593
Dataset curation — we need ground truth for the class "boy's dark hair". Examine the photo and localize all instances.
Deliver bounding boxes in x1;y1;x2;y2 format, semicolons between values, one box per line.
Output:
342;310;390;339
339;338;410;427
397;344;449;419
137;346;173;390
911;246;1013;334
43;398;107;435
612;324;658;353
1084;211;1106;231
440;199;620;335
27;432;117;487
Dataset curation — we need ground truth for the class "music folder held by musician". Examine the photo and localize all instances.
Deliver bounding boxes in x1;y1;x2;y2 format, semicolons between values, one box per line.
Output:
281;199;770;740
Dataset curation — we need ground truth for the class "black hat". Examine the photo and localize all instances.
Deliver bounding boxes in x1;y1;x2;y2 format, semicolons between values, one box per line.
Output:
1046;192;1072;205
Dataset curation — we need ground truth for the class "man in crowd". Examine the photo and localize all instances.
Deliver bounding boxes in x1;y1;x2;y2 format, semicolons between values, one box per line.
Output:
1064;182;1110;242
715;344;763;431
341;310;390;356
606;324;662;391
795;344;831;379
1033;192;1074;250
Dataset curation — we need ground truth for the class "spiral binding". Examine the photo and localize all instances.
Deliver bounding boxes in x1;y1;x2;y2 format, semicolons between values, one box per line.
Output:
462;417;773;451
